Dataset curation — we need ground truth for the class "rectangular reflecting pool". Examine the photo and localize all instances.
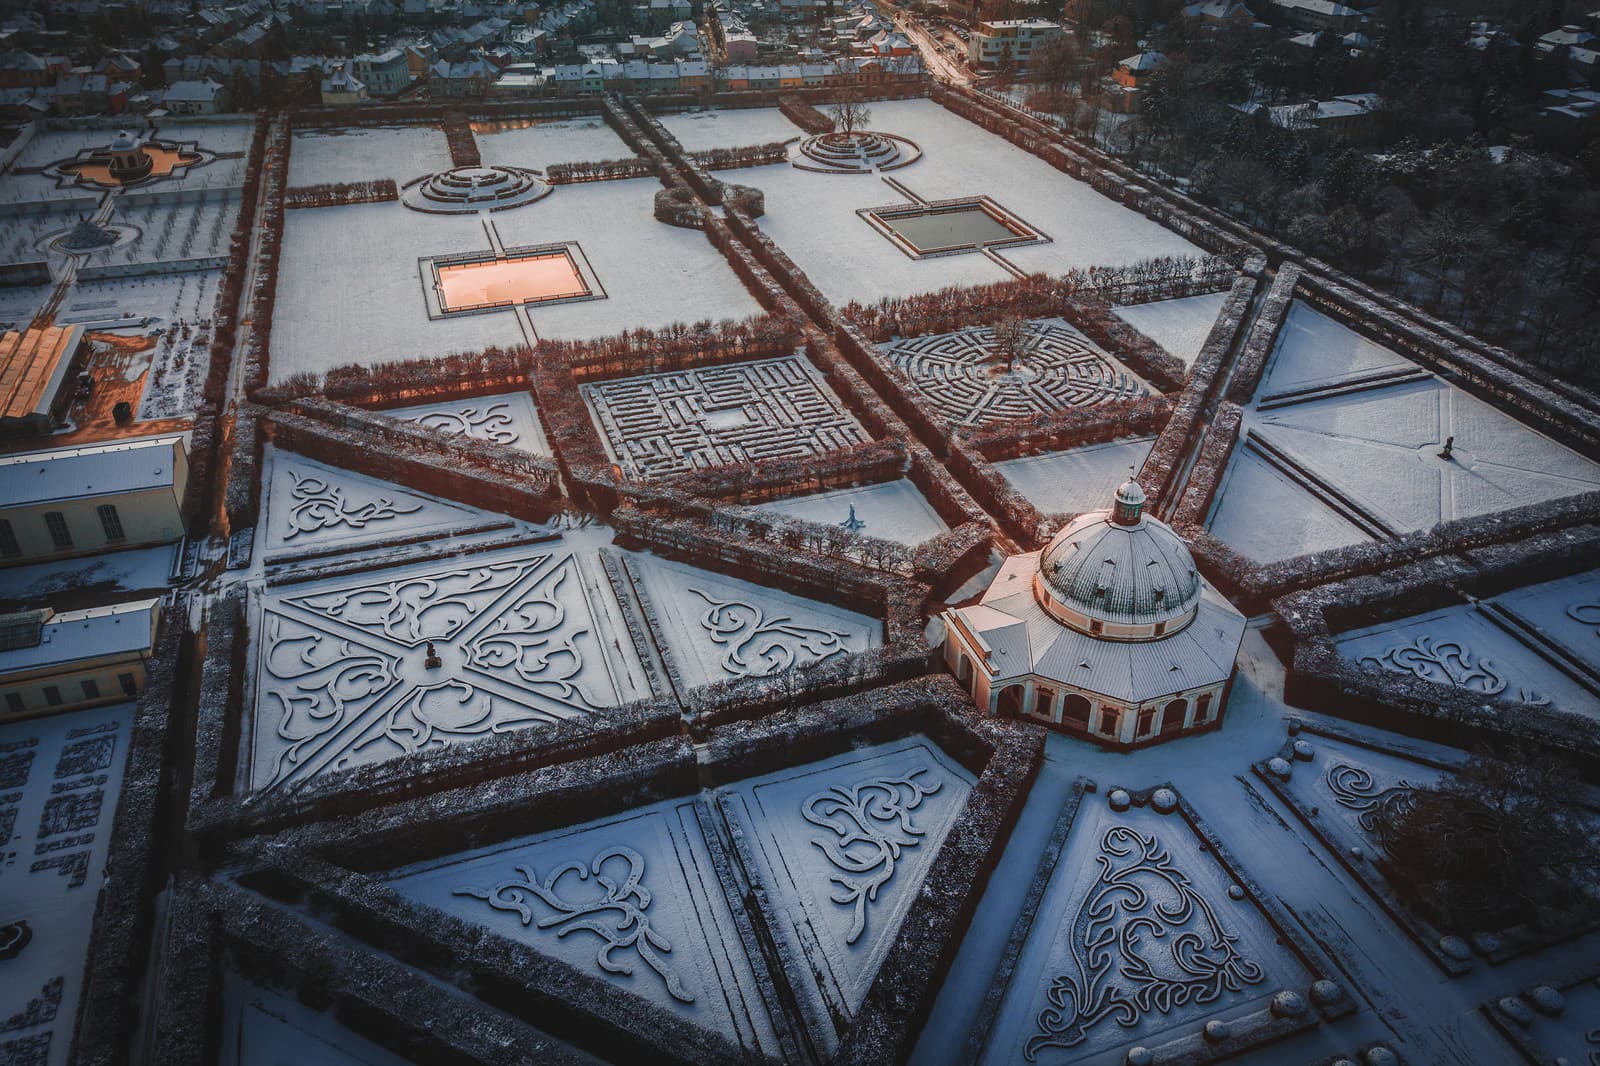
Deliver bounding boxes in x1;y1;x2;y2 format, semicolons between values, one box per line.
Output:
880;205;1017;253
436;250;589;312
861;197;1047;259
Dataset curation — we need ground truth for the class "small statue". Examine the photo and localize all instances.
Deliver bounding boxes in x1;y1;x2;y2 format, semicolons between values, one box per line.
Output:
424;641;442;669
840;503;866;532
1437;435;1454;461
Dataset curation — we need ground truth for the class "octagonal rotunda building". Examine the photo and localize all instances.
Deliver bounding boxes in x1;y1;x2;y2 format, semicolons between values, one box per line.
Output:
942;480;1246;747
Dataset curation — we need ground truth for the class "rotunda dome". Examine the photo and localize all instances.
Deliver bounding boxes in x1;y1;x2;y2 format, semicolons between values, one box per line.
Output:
1032;480;1202;640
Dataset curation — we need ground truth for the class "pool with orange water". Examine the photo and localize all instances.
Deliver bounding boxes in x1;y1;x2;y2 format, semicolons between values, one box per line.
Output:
436;251;589;311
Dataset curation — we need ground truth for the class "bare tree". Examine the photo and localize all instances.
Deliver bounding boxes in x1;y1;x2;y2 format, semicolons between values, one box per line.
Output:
829;93;872;136
988;315;1031;372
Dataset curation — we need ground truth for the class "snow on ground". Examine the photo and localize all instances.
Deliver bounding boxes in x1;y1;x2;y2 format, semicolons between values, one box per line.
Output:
719;737;975;1028
622;550;882;689
1112;291;1227;368
490;177;762;341
657;107;801;152
247;537;650;793
385;790;783;1057
66;268;221;328
255;447;513;561
288;125;452;188
1256;302;1414;398
386;391;551;456
268;202;522;383
472;115;630;168
0;702;136;1066
913;628;1559;1066
1334;596;1600;720
1206;448;1372;564
1208;303;1600;564
150;119;255;156
994;436;1155;515
719;100;1201;304
0;543;175;609
747;479;949;546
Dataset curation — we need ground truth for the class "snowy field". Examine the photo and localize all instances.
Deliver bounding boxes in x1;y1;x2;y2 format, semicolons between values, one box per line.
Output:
386;792;784;1056
489;176;762;341
1208;302;1600;564
472;115;630;168
1206;447;1373;564
255;449;514;561
749;479;949;546
268;202;523;383
1112;290;1227;368
386;391;552;456
270;179;760;382
288;125;452;188
1256;302;1413;398
719;100;1202;303
102;190;240;265
658;107;802;152
0;702;135;1066
622;550;882;689
995;436;1155;515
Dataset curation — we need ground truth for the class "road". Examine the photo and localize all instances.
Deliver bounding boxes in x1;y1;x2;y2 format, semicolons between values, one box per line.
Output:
888;7;973;85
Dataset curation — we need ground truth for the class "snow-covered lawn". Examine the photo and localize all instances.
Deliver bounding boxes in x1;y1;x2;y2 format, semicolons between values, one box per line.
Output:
268;202;523;383
747;478;949;546
717;100;1202;304
1208;302;1600;564
658;107;801;152
490;177;762;341
994;436;1155;515
1112;290;1227;368
67;268;222;328
1256;302;1413;399
288;125;452;188
472;115;631;168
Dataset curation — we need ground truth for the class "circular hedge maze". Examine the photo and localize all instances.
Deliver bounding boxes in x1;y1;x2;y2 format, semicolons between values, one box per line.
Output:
790;130;922;174
885;321;1150;426
401;165;552;214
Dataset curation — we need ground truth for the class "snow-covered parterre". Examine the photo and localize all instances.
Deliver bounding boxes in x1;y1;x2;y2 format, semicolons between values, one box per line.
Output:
2;84;1598;1066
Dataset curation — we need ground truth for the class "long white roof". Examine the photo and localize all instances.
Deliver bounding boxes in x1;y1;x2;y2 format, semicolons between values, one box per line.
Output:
0;434;184;509
0;598;159;676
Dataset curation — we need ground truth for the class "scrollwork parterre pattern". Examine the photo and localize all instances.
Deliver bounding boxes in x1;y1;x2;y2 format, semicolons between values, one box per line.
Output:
1357;635;1549;706
282;469;422;542
689;587;852;679
453;844;694;1004
802;768;941;945
1025;826;1266;1061
254;553;617;791
1324;763;1418;858
400;402;522;446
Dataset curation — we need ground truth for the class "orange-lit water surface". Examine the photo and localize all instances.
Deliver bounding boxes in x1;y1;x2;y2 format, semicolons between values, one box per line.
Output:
62;145;201;187
436;252;588;310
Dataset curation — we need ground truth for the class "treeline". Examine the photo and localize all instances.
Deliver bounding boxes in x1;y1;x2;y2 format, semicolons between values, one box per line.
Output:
779;94;835;135
283;179;398;209
842;255;1233;342
546;156;657;183
693;142;789;170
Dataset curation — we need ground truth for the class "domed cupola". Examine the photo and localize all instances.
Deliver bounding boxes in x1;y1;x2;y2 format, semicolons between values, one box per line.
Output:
1032;480;1202;641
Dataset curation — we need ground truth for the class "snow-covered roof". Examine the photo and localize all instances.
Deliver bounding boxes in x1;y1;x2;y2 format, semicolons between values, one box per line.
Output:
0;434;184;509
1118;50;1166;72
164;78;224;102
950;552;1244;701
0;598;159;677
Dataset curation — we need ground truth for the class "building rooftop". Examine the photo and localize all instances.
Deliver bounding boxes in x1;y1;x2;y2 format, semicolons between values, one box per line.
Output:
0;434;184;509
0;597;159;677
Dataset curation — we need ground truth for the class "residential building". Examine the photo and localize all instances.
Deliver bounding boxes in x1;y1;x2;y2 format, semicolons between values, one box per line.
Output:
320;61;368;104
354;49;412;95
967;19;1062;70
1268;0;1361;33
162;78;228;114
